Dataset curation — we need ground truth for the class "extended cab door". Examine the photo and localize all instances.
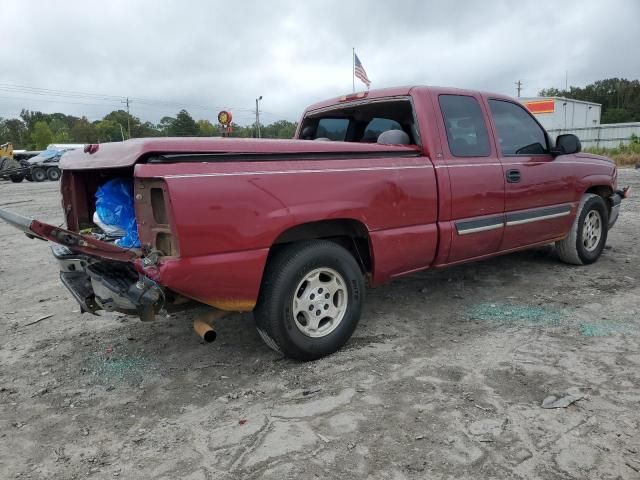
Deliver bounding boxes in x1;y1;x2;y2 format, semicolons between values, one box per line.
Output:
434;93;505;263
486;99;575;250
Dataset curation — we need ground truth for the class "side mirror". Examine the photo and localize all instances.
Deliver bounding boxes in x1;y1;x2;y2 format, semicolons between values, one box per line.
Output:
551;134;581;157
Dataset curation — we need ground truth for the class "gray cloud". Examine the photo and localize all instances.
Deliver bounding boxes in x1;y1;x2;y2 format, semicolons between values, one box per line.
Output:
1;0;638;125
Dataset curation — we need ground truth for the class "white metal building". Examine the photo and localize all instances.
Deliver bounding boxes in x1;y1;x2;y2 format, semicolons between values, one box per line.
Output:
520;97;601;130
521;97;640;148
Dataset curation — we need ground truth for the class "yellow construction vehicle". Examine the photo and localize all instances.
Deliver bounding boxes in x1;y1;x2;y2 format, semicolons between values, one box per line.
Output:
0;142;13;159
0;142;27;182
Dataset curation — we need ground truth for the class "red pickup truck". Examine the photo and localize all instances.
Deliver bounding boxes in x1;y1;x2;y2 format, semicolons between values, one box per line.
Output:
0;86;628;360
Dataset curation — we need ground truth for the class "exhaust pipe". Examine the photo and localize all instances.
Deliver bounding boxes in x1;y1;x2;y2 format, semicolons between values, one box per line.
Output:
194;319;217;342
192;308;229;343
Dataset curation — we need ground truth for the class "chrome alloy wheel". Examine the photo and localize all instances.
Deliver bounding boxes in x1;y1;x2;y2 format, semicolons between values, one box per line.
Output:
292;267;348;338
583;210;602;252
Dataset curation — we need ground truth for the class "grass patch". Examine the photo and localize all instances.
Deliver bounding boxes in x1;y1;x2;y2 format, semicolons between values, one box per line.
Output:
585;134;640;166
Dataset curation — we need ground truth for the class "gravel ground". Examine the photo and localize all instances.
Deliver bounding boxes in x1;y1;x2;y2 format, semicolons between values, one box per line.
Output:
1;169;639;480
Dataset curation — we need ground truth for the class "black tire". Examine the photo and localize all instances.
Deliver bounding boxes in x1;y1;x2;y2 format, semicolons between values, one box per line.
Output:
556;193;609;265
254;240;365;361
25;174;33;182
10;175;24;183
46;167;61;181
31;167;47;182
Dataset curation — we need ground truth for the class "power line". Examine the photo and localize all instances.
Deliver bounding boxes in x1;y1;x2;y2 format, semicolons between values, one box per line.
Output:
0;82;258;114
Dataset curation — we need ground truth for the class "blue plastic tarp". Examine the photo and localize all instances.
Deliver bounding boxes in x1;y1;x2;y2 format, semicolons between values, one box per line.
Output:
94;178;140;248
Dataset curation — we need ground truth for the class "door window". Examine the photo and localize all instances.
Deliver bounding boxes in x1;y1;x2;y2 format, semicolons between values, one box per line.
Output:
489;100;548;155
439;95;491;157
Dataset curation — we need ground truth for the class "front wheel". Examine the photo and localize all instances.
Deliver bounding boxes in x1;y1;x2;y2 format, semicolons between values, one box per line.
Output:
254;240;365;361
556;193;609;265
9;175;24;183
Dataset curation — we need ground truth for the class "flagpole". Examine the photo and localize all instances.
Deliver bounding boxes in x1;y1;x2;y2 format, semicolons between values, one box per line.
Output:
352;47;355;93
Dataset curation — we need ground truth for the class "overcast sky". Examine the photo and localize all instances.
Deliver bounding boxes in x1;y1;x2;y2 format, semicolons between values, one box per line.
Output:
2;0;639;125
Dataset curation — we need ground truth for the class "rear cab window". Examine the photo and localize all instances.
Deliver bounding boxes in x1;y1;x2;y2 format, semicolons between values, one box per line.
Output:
488;99;549;155
316;118;349;141
438;94;491;157
298;98;418;145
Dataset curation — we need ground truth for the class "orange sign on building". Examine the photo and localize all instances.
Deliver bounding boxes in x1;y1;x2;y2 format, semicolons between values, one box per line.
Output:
524;99;555;114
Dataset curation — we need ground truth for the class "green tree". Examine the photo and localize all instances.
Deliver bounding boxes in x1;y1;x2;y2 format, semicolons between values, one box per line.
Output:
103;110;146;138
0;118;29;148
197;119;217;136
50;118;71;143
31;121;53;149
158;116;175;136
70;117;98;143
262;120;297;139
538;78;640;124
229;122;252;138
95;119;123;142
139;121;161;137
170;110;199;136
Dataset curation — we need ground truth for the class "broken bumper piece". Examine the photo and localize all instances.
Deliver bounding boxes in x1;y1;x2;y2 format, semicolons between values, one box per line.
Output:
52;244;164;321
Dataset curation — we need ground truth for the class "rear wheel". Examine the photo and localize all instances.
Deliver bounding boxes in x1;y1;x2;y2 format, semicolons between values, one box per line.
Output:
31;167;47;182
46;167;61;181
556;193;608;265
9;175;24;183
254;240;365;361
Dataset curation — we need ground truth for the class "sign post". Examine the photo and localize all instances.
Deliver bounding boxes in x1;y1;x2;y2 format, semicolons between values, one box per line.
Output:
217;111;233;137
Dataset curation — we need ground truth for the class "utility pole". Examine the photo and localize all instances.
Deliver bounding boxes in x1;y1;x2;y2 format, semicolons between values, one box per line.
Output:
515;80;523;98
121;97;132;139
255;96;262;138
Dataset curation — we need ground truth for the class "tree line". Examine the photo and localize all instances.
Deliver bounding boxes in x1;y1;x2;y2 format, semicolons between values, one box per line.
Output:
539;78;640;124
0;108;298;150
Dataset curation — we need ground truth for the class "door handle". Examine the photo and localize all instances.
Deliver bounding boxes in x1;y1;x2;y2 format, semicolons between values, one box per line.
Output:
506;169;521;183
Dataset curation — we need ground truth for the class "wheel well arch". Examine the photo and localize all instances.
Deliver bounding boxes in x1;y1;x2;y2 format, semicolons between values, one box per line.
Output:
585;185;613;198
269;219;373;274
585;185;613;215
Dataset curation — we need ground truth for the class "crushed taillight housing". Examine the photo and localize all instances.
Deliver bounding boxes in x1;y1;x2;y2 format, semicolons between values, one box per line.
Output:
134;178;179;258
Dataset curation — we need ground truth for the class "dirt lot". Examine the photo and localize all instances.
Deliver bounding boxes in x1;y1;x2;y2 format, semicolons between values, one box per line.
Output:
1;170;639;480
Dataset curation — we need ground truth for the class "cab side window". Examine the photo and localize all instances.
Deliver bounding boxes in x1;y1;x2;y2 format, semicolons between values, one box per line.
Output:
488;100;548;155
439;95;491;157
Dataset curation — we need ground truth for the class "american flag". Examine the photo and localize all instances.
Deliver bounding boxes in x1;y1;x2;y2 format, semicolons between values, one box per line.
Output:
354;52;371;88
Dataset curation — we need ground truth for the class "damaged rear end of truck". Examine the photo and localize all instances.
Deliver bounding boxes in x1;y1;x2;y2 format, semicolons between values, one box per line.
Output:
0;141;181;322
0;136;426;329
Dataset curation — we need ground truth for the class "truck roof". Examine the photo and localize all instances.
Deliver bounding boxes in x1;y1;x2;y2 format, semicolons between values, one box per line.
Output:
60;137;420;170
304;85;516;112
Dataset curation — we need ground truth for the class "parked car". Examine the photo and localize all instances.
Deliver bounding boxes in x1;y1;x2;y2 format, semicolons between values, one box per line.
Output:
0;86;628;360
